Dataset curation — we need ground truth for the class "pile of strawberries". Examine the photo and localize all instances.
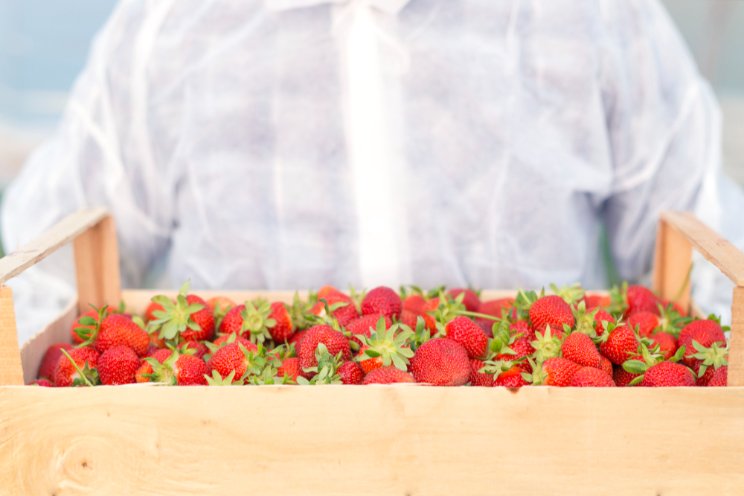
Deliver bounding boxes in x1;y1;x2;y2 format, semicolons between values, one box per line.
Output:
32;283;730;388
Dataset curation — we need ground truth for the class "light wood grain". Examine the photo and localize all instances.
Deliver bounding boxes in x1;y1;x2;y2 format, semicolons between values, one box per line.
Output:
1;385;744;496
0;287;23;385
659;211;744;287
729;286;744;387
73;214;121;314
652;216;693;311
0;208;109;285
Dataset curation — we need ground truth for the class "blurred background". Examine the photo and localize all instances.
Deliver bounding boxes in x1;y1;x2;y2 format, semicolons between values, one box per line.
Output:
0;0;743;188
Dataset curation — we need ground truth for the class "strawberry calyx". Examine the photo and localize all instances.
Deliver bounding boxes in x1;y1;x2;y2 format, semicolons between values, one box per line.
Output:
289;291;320;330
356;317;414;371
148;282;205;342
550;283;585;306
691;340;728;378
205;369;241;386
74;305;109;347
571;301;601;340
297;343;343;384
239;299;276;344
531;325;563;362
622;343;686;385
520;357;545;385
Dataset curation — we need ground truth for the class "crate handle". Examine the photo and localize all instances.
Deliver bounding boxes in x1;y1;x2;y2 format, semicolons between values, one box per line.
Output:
0;208;121;385
652;211;744;386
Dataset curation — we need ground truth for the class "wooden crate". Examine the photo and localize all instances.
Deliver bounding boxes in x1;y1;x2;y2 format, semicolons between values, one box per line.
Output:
1;209;744;495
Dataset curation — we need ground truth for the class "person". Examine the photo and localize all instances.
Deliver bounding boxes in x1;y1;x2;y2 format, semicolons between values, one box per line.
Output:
3;0;744;341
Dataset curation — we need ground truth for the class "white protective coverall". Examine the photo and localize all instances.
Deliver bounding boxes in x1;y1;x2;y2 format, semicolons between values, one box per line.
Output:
3;0;744;341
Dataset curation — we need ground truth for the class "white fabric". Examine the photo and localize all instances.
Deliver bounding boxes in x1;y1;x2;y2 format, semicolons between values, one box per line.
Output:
3;0;744;342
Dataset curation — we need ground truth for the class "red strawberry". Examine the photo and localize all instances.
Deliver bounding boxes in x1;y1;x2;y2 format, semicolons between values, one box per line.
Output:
206;296;236;315
570;367;615;387
53;347;99;387
298;325;351;373
278;357;301;381
183;340;208;359
627;311;659;338
149;288;215;343
70;309;102;344
529;295;574;335
707;366;728;387
447;288;480;312
562;332;601;368
29;379;53;387
213;333;254;348
346;313;392;345
599;356;613;377
410;338;470;386
640;361;695;387
97;345;139;385
584;293;610;310
136;348;172;383
399;310;420;330
600;325;638;365
594;310;614;336
96;314;149;357
625;285;660;316
469;359;494;387
361;286;402;319
678;320;726;366
338;361;364;384
268;302;294;343
445;316;488;359
182;295;215;341
217;300;277;344
509;320;534;340
317;285;359;326
362;366;415;384
690;341;728;386
478;298;515;318
649;331;677;360
150;352;209;385
526;357;581;386
207;341;259;379
144;301;165;322
37;343;73;380
402;294;427;314
494;365;528;387
613;365;639;387
507;338;535;372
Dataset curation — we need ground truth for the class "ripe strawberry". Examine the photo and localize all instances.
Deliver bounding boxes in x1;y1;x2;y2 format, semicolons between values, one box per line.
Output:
149;285;216;343
144;301;165;322
207;342;259;379
356;320;413;373
678;320;726;366
640;361;695;387
399;310;420;330
183;340;208;359
594;310;614;336
599;356;613;377
478;298;515;319
70;309;103;344
649;331;677;360
613;365;639;387
509;320;534;340
361;286;402;319
562;332;601;368
584;293;610;310
445;316;488;359
529;295;575;334
29;379;53;387
627;311;659;338
277;356;301;381
150;352;209;385
447;288;480;312
599;325;638;365
317;285;359;326
96;314;149;357
494;365;528;387
53;347;99;387
37;343;73;380
507;338;535;372
217;300;277;344
707;366;728;387
469;359;494;387
570;367;615;387
136;348;172;383
298;325;351;373
402;294;427;314
410;338;470;386
97;345;139;385
362;366;415;384
338;361;364;385
690;341;728;386
268;301;294;343
206;296;236;315
525;357;581;386
625;285;660;316
346;313;392;345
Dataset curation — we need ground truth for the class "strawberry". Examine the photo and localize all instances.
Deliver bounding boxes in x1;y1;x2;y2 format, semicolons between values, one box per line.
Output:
640;361;695;387
148;285;215;343
183;340;208;359
96;313;150;357
207;341;259;380
478;298;515;319
528;295;575;334
494;365;528;387
402;294;427;314
355;320;414;373
445;316;488;359
29;379;53;387
144;301;165;322
613;365;639;387
447;288;480;312
298;325;351;373
570;367;615;387
584;293;610;310
345;313;392;346
149;351;209;385
212;332;254;349
594;310;614;336
409;338;470;386
277;356;301;382
627;311;659;338
97;345;139;385
362;366;415;384
531;326;563;362
625;285;660;316
317;285;359;326
268;301;294;343
469;359;494;387
562;332;601;368
507;338;535;372
707;366;728;387
649;331;677;360
690;341;728;386
70;309;104;344
218;300;278;344
338;361;364;385
599;325;638;365
509;320;534;340
207;296;236;315
399;310;420;330
361;286;402;319
524;357;581;386
599;356;613;377
678;319;726;366
53;347;99;387
136;348;172;383
37;343;73;380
